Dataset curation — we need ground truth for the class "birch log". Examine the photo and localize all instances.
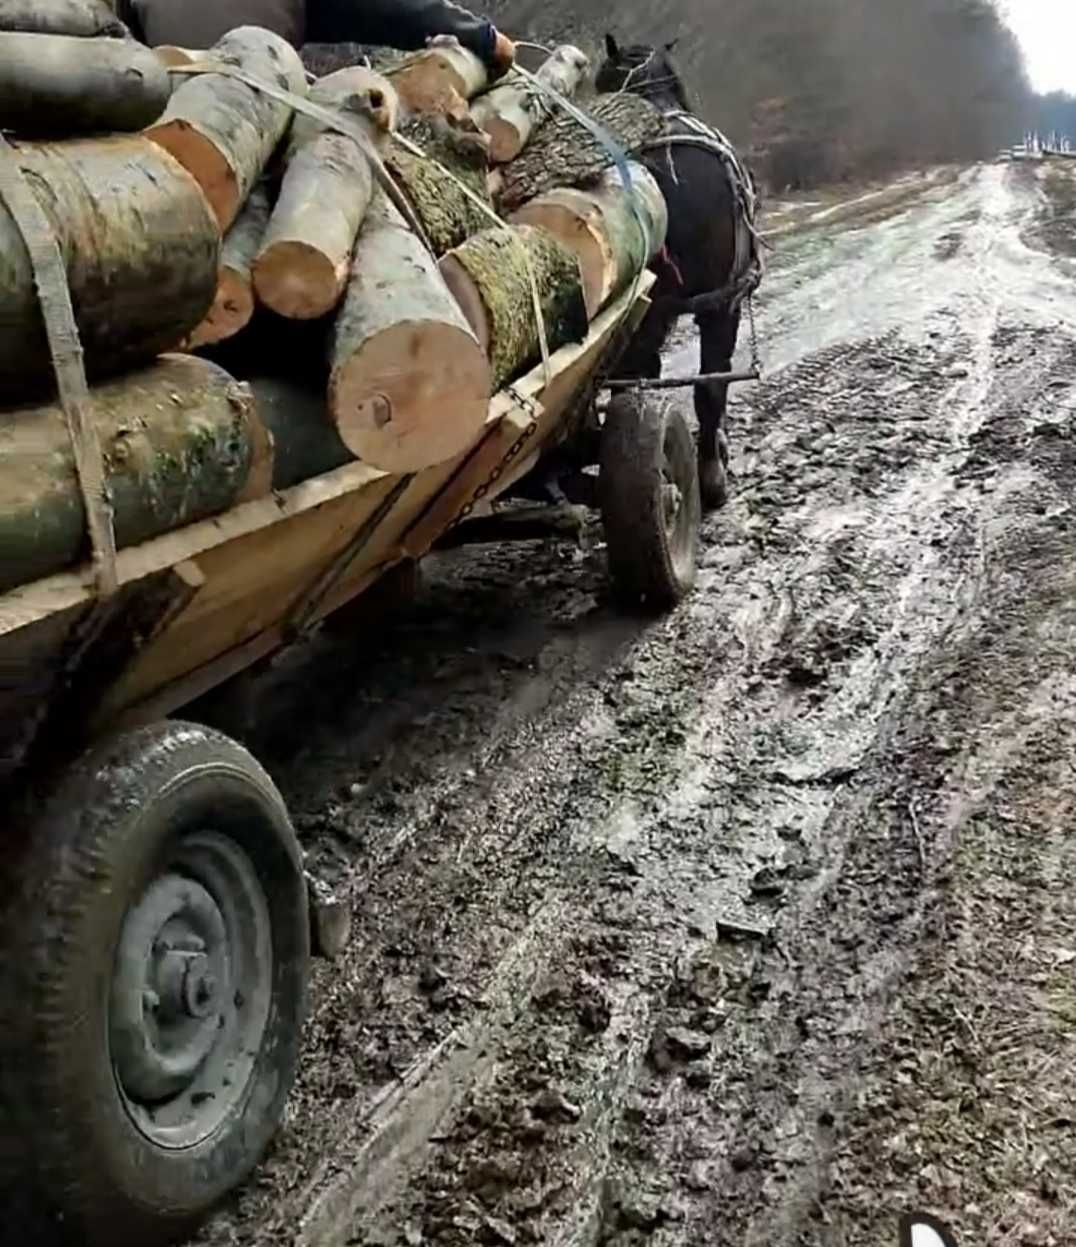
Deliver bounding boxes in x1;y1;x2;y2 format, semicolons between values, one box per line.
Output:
472;46;590;164
0;0;128;38
388;39;486;119
328;192;491;473
253;68;397;320
0;33;171;135
439;225;588;391
0;355;256;592
0;135;219;396
145;25;307;230
185;182;271;348
510;162;667;316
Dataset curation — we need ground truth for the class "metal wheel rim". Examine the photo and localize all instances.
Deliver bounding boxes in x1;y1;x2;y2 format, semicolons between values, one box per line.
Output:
662;425;697;581
110;830;273;1149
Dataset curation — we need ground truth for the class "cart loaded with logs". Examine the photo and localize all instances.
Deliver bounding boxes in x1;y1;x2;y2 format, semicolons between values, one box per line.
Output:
0;5;707;1242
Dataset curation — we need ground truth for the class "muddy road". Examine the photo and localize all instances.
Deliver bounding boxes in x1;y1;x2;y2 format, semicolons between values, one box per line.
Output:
194;161;1076;1247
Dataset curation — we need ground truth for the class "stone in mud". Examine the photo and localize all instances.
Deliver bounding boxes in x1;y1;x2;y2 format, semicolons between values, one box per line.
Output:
531;1088;582;1123
664;1027;713;1061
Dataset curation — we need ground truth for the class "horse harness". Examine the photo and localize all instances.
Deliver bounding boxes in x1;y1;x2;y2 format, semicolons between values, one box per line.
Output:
644;110;765;336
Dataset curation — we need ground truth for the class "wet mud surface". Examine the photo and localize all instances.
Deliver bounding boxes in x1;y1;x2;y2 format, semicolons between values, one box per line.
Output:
192;163;1076;1247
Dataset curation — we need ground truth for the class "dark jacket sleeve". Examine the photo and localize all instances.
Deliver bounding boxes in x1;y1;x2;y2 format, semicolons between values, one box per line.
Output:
305;0;497;65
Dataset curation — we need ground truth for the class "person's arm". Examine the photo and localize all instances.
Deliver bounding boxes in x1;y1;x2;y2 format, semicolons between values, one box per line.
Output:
306;0;513;74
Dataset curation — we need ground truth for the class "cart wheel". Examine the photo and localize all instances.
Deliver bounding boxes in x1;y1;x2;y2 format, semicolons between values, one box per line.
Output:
600;393;701;608
0;722;308;1246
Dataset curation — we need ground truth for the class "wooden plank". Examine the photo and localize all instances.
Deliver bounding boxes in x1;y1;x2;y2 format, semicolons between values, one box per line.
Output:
0;460;389;639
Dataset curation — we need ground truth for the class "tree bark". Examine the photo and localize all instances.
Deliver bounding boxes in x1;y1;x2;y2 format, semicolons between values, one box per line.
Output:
328;191;491;473
253;68;396;321
386;114;493;255
495;93;666;213
0;135;219;398
510;162;667;316
0;0;128;38
439;224;588;391
145;25;307;231
0;33;171;136
185;181;270;349
248;375;354;490
0;354;257;592
472;45;590;164
388;41;486;119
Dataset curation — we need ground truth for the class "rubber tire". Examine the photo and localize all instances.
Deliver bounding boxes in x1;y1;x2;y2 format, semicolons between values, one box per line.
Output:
599;393;701;609
0;722;309;1247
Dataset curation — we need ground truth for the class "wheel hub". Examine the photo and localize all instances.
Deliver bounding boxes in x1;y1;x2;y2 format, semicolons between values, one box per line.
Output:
109;831;273;1148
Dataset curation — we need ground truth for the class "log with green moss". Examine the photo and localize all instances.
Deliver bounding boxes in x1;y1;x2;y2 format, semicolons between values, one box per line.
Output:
0;355;256;592
438;224;588;391
386;114;493;255
495;92;666;214
0;135;219;398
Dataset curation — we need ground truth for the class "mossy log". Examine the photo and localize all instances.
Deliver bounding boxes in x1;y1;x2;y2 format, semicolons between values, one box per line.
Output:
254;68;397;320
495;92;666;213
0;0;128;38
145;25;307;231
185;182;271;349
439;224;588;391
386;114;493;255
0;355;256;593
0;135;219;398
510;162;667;316
249;375;354;490
328;191;491;473
0;33;171;136
471;45;590;164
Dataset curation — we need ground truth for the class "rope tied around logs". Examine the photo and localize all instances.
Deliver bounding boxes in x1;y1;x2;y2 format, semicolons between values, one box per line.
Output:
0;135;118;599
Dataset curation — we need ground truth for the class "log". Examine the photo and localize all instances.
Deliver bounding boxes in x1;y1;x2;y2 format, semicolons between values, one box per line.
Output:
0;135;219;397
495;92;666;213
472;46;590;164
0;33;171;136
248;375;354;490
152;45;209;69
328;191;491;473
184;181;271;349
0;0;128;38
510;162;668;317
386;114;492;255
145;25;307;231
253;68;397;320
439;224;588;391
387;39;486;119
0;355;257;593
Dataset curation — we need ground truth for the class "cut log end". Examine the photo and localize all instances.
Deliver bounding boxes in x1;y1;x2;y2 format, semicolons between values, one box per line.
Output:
253;240;346;321
330;321;489;474
510;199;607;317
146;119;237;230
438;253;491;353
183;267;255;349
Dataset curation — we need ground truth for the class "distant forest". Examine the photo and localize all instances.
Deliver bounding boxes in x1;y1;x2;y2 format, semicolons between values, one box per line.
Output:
480;0;1070;187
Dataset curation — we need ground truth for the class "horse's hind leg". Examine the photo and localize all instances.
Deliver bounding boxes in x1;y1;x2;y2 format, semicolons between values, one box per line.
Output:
694;305;742;510
615;301;678;381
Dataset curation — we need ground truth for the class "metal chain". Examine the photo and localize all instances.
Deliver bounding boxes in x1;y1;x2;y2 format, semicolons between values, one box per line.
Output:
449;389;542;530
746;292;763;377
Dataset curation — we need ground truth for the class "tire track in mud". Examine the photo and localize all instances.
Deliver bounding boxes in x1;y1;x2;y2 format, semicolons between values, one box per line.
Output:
191;167;1076;1246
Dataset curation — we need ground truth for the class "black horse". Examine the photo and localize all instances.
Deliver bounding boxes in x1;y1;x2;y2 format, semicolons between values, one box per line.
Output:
596;35;762;509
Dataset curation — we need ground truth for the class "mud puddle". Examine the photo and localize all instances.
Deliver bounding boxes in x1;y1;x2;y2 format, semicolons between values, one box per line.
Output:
190;165;1076;1247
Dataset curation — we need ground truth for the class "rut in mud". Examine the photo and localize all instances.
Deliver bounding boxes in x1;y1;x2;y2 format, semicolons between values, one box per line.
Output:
191;162;1076;1247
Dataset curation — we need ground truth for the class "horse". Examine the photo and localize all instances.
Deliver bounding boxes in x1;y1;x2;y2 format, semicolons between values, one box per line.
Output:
596;35;762;510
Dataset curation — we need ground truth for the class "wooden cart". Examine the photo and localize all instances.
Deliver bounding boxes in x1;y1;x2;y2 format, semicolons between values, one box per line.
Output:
0;272;701;1246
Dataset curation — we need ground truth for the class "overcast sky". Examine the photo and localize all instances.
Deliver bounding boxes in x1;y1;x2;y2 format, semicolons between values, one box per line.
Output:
1003;0;1076;93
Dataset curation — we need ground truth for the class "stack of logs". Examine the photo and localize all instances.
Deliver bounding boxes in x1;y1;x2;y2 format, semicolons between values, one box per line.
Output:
0;0;669;594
